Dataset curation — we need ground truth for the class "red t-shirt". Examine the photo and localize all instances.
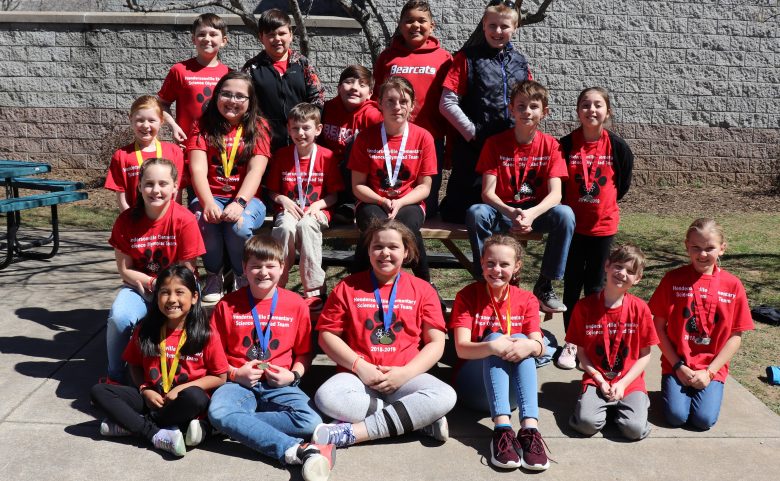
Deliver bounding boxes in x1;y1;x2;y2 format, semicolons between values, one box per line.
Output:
649;265;754;382
185;121;272;199
158;58;230;138
449;282;541;341
104;142;185;206
566;292;659;395
317;271;446;368
211;287;312;370
265;145;345;221
123;325;229;393
109;202;205;276
347;122;437;204
374;36;452;140
442;50;533;96
477;129;568;206
563;128;619;236
320;97;383;160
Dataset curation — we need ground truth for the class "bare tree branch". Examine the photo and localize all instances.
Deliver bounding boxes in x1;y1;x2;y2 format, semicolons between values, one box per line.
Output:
288;0;310;57
520;0;554;26
125;0;259;36
336;0;383;62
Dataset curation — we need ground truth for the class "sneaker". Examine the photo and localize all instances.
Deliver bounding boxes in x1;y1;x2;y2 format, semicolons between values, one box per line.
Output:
533;279;567;313
99;419;131;437
201;271;223;303
518;428;550;471
152;428;186;457
555;343;577;370
234;273;249;291
419;416;449;442
490;427;521;469
312;422;356;448
298;443;335;481
185;419;209;447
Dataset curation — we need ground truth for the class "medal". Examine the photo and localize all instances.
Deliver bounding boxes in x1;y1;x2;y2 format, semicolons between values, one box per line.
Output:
511;144;536;204
247;287;278;361
220;125;243;192
380;123;409;198
258;362;270;369
134;139;163;166
513;192;522;202
159;326;187;394
294;145;317;209
694;336;711;346
600;292;629;383
370;270;401;346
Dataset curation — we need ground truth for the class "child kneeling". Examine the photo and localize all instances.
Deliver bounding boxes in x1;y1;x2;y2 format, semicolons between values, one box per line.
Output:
207;235;334;481
567;244;659;440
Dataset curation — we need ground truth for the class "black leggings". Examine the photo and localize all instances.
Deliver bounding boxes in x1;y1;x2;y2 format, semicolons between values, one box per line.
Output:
562;233;614;332
353;203;429;281
90;384;210;441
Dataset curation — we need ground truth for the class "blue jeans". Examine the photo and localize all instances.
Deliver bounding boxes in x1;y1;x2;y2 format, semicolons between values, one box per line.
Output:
465;203;575;280
474;332;539;420
106;287;150;382
208;381;322;462
662;374;725;430
190;196;266;276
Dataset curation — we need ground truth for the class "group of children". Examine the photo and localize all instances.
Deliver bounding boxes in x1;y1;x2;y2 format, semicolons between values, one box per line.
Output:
92;1;754;479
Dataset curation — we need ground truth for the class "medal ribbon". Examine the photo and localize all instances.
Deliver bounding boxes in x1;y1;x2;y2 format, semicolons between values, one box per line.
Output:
370;270;400;333
220;126;243;185
691;266;720;339
247;287;279;357
380;123;409;192
159;326;188;394
600;292;630;377
134;139;162;166
293;145;318;209
486;283;512;335
512;134;537;203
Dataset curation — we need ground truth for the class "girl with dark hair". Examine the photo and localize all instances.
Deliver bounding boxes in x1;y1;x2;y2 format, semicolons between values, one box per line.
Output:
92;265;228;457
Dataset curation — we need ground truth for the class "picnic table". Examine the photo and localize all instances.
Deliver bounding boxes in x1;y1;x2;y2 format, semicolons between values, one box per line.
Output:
0;159;88;269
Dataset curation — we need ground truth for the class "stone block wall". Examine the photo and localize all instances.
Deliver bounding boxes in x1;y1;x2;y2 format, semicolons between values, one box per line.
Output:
1;0;778;188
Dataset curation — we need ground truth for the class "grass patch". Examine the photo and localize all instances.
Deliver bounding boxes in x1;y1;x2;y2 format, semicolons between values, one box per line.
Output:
20;206;780;415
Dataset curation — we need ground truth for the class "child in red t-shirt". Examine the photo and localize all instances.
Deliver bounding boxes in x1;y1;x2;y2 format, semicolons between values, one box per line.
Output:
557;87;635;370
567;244;659;441
104;95;184;212
207;235;334;480
266;103;344;307
348;77;438;281
106;158;206;384
374;0;452;218
91;265;228;457
649;218;754;430
312;219;456;448
450;235;549;471
158;13;230;143
320;65;383;224
465;80;574;313
186;71;272;302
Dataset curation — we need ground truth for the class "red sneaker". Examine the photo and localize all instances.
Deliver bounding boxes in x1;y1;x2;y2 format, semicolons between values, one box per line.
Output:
518;428;550;471
490;427;521;469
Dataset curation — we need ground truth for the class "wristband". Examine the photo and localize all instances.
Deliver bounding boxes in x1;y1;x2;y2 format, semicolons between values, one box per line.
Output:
350;355;363;373
139;383;151;393
533;339;545;358
706;368;716;380
672;360;687;372
147;277;154;293
290;370;302;387
228;367;237;382
234;197;247;209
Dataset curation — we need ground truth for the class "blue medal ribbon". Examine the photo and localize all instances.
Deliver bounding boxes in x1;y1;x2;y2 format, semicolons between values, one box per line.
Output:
370;270;400;333
247;288;278;357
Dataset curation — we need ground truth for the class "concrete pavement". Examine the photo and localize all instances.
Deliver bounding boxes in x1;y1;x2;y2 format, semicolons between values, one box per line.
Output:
1;230;779;481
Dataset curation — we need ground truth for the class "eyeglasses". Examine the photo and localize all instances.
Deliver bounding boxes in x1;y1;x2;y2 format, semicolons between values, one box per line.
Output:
488;0;516;8
218;92;250;102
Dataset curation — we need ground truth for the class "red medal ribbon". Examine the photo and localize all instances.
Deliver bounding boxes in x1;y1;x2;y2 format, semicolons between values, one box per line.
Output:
600;292;630;377
691;266;720;340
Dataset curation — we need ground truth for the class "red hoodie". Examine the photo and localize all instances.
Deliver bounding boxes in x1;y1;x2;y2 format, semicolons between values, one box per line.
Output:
374;36;452;140
320;96;383;161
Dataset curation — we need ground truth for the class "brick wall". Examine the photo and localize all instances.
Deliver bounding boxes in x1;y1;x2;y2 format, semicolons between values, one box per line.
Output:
1;1;778;188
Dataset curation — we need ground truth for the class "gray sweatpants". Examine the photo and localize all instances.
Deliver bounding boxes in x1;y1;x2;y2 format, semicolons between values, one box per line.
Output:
314;372;456;441
569;385;651;441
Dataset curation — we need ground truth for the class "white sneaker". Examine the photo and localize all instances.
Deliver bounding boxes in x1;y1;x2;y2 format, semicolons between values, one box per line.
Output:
185;419;208;447
201;271;223;303
419;416;449;442
152;428;186;457
99;418;131;437
556;343;577;370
